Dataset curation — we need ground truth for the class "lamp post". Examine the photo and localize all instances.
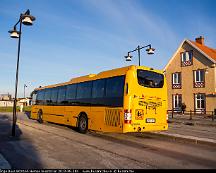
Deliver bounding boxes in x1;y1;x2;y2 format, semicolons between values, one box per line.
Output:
24;84;27;99
8;9;36;137
124;44;155;66
23;84;27;112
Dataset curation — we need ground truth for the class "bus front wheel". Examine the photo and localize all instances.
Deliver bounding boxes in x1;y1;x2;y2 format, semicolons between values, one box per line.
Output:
37;110;43;124
78;114;88;134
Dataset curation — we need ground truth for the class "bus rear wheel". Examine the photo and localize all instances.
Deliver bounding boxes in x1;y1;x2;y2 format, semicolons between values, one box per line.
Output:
37;110;43;124
78;114;88;134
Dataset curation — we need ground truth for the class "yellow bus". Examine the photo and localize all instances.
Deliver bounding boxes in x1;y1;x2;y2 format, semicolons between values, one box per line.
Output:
31;65;168;133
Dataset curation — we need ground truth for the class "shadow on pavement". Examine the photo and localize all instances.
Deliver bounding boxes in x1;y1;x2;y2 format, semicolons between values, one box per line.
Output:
0;113;44;169
25;111;31;119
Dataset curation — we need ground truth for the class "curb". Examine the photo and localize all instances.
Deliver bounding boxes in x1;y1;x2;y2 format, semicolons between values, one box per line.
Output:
0;154;11;169
146;132;216;146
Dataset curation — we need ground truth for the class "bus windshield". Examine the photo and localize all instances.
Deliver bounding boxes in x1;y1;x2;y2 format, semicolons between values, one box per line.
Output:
137;69;164;88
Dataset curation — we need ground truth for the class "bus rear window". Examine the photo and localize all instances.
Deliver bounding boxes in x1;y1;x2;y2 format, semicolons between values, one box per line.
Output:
137;70;164;88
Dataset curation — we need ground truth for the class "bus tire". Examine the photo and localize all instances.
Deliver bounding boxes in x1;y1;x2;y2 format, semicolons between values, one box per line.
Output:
37;110;43;124
78;114;88;134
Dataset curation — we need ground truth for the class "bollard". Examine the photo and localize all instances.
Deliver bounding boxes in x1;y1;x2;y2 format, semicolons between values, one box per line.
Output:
172;110;174;118
189;110;192;120
212;111;214;121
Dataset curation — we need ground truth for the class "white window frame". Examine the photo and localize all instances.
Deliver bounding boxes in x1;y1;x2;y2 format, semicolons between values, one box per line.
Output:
194;70;204;83
181;51;192;62
195;94;205;110
173;94;182;110
172;73;181;84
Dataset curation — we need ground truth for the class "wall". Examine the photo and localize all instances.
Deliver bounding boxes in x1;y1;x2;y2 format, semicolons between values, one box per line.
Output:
0;101;14;107
166;41;216;112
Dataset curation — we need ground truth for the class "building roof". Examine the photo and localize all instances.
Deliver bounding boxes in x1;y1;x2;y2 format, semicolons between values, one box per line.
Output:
164;39;216;70
189;40;216;61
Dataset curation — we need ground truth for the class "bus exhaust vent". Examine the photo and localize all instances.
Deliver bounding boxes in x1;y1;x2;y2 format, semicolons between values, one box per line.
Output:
105;109;121;127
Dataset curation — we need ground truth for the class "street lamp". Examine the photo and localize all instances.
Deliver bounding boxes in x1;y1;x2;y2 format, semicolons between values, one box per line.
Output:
24;84;27;99
124;44;155;66
8;9;36;136
23;84;27;112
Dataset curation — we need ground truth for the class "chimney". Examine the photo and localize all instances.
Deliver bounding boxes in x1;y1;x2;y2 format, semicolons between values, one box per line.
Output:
195;36;204;45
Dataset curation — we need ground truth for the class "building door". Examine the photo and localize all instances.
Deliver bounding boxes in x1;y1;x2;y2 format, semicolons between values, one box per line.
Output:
172;94;182;112
195;93;205;114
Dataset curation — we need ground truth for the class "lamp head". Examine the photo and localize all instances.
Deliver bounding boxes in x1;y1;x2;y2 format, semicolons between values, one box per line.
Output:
125;53;132;61
21;9;36;26
146;47;155;55
8;26;20;38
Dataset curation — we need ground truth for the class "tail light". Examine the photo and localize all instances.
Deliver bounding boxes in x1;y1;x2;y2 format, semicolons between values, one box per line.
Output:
124;109;132;124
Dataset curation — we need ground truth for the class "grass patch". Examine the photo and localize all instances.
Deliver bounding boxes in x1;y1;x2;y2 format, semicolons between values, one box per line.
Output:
0;106;31;112
23;106;32;112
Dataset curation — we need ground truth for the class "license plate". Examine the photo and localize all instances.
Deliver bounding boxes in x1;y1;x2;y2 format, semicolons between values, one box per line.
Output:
146;118;156;123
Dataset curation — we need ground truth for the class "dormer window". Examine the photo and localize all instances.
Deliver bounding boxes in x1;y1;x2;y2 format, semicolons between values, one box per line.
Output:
181;51;193;67
194;69;205;88
172;72;181;89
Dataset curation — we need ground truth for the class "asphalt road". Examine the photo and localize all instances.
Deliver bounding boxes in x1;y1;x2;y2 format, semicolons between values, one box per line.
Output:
0;112;216;169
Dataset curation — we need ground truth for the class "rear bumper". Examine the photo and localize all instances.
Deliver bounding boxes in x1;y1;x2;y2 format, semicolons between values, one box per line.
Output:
123;123;168;133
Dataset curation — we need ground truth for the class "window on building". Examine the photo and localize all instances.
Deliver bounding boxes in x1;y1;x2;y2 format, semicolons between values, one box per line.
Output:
194;70;205;88
172;72;181;89
195;93;205;114
181;51;193;66
172;94;182;112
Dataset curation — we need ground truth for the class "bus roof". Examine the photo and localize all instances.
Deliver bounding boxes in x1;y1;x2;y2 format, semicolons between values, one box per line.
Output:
34;65;163;91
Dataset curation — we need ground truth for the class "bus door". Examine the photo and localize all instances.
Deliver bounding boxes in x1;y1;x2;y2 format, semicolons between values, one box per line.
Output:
52;86;66;124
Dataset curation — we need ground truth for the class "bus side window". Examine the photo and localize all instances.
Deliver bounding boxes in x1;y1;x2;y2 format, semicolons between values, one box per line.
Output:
105;76;125;107
105;76;125;98
66;84;77;105
91;79;105;106
76;81;92;105
92;79;105;98
32;92;37;105
50;88;58;105
66;84;77;99
76;81;92;99
36;90;45;105
57;86;66;105
44;89;52;105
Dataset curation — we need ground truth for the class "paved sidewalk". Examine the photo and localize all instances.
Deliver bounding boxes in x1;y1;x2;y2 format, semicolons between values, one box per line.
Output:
148;114;216;146
0;114;12;169
168;113;216;127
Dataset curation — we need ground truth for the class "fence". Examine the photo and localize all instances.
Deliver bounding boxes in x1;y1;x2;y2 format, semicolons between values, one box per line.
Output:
167;110;215;121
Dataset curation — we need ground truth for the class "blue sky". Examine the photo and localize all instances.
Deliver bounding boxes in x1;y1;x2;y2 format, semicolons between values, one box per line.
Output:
0;0;216;98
